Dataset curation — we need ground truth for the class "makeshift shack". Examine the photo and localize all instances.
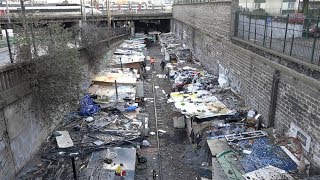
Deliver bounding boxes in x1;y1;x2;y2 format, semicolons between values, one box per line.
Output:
88;69;139;103
169;91;235;143
206;135;308;180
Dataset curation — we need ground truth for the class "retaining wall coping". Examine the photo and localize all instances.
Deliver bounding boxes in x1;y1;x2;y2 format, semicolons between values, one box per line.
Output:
231;37;320;73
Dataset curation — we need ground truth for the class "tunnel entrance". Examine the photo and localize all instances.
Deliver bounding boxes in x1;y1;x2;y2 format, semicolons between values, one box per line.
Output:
134;19;170;34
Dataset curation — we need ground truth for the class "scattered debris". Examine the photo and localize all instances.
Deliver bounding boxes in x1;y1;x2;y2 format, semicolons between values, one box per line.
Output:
85;116;94;122
156;74;166;79
158;129;166;133
242;165;294;180
78;94;100;116
93;140;104;146
142;140;150;147
55;131;74;148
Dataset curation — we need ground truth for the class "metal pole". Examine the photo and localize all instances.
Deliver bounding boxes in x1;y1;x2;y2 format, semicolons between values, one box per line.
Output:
107;0;111;32
234;11;239;37
6;0;10;24
283;14;289;53
268;70;280;127
242;13;245;38
91;0;93;16
290;33;294;56
80;0;83;22
84;0;87;21
254;14;257;43
5;25;13;63
270;17;273;48
115;80;118;102
120;57;123;70
71;157;78;180
248;13;252;41
311;18;319;64
263;15;268;46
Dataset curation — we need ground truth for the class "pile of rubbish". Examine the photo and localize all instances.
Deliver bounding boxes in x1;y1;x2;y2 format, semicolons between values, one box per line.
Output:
160;33;197;63
109;38;146;66
159;33;318;180
88;68;140;103
18;37;151;179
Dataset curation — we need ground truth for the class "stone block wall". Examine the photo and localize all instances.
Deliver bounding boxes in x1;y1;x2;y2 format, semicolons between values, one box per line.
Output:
172;1;320;167
173;1;233;40
275;74;320;164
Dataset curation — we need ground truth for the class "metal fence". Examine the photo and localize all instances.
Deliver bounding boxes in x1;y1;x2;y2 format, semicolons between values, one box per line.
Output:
235;12;320;65
0;25;129;66
174;0;218;4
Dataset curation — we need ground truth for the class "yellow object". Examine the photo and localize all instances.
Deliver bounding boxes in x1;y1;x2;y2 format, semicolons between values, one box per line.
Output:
115;165;122;175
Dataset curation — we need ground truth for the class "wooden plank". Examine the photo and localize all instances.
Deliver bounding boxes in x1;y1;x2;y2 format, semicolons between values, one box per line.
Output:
212;157;228;180
207;139;230;156
55;131;74;148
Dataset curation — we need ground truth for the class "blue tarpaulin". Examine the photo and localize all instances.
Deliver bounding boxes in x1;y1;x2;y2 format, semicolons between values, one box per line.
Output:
78;94;100;116
126;105;138;112
239;137;297;173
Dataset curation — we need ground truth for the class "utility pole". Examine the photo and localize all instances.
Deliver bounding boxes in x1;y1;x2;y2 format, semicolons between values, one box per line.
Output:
80;0;83;21
90;0;93;15
83;0;87;21
6;0;10;24
5;25;13;63
20;0;31;59
106;0;111;32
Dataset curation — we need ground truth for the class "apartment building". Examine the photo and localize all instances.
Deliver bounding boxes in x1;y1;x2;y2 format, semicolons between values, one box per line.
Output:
239;0;320;15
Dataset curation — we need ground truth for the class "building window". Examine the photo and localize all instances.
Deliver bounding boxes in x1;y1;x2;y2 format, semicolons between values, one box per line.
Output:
288;2;295;9
254;3;261;9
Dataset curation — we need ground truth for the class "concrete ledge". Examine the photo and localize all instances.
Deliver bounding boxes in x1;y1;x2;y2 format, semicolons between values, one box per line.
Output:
0;82;30;109
231;37;320;73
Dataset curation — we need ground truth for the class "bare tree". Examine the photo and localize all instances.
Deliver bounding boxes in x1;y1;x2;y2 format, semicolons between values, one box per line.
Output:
15;17;84;120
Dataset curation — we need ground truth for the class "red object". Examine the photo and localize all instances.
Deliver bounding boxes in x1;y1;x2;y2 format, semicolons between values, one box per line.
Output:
288;13;305;23
0;10;6;16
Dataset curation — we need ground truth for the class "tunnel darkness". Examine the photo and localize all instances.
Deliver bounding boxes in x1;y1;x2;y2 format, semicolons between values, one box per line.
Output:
134;19;170;34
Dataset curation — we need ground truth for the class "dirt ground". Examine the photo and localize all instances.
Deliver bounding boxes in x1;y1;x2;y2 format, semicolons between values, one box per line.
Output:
17;42;209;180
135;43;207;180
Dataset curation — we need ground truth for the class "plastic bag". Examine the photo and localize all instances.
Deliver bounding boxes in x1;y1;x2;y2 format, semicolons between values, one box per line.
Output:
78;94;100;116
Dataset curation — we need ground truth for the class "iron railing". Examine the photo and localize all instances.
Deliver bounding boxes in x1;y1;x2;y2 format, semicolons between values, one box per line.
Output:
174;0;219;4
0;63;26;93
0;26;129;66
235;12;320;65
